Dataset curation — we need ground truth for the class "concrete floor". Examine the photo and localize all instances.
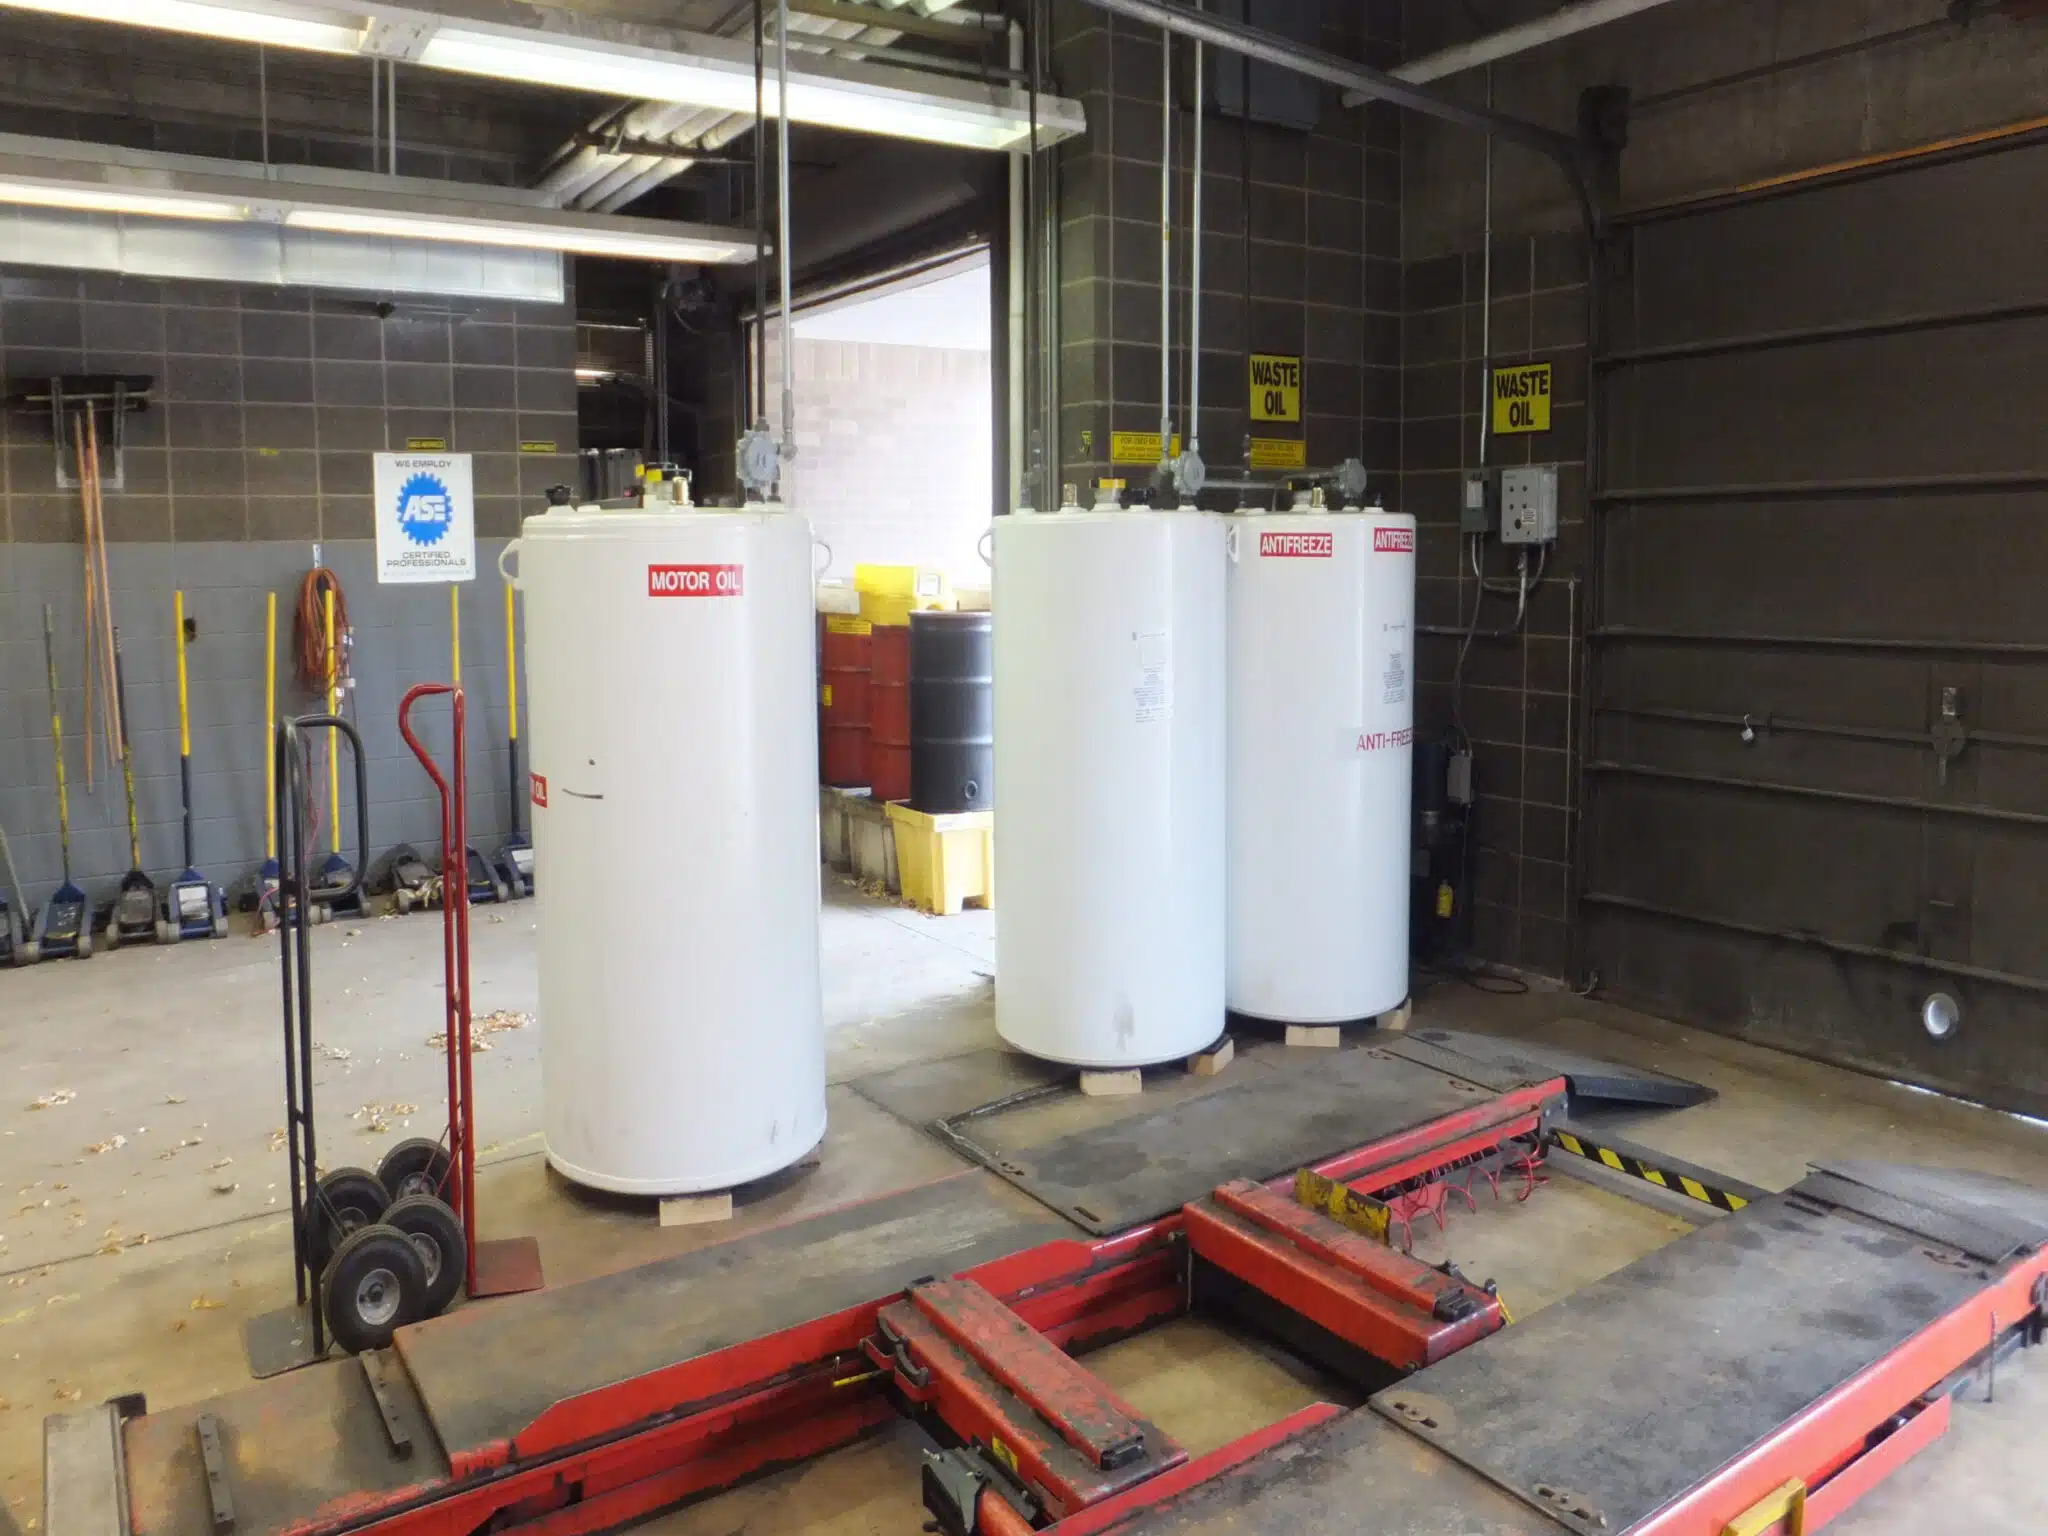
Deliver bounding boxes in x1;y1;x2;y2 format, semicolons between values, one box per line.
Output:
2;878;2045;1535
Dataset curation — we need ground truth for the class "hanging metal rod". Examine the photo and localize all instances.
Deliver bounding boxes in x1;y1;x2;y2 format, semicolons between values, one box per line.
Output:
1072;0;1587;184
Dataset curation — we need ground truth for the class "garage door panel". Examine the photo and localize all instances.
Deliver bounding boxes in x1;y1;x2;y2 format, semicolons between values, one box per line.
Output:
1619;143;2048;349
1585;905;2048;1115
1588;776;1921;937
1606;319;2048;488
1601;492;2048;643
1593;715;1930;803
1586;138;2048;1112
1600;644;1930;729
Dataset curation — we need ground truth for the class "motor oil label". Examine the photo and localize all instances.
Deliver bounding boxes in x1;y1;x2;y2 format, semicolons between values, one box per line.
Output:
648;563;744;597
1259;530;1333;558
1134;631;1173;723
530;773;548;808
1373;527;1415;553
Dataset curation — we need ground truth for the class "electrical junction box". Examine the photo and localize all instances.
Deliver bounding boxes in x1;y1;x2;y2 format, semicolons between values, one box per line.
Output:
1460;469;1497;534
1500;464;1559;544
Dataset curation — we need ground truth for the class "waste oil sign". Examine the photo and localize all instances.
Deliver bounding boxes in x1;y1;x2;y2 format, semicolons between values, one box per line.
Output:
648;563;745;597
1249;353;1301;422
373;453;475;583
1491;363;1552;435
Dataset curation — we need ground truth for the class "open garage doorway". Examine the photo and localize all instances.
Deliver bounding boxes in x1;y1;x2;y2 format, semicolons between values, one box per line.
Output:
755;250;994;586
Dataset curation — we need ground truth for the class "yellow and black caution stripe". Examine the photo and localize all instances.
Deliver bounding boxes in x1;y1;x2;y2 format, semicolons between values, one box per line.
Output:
1547;1127;1761;1213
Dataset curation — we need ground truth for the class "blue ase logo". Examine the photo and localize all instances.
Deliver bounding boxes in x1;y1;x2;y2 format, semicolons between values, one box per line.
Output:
395;472;453;547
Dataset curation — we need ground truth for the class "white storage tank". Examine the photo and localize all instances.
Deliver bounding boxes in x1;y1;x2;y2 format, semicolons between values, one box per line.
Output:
1226;492;1417;1024
993;488;1227;1067
506;501;826;1194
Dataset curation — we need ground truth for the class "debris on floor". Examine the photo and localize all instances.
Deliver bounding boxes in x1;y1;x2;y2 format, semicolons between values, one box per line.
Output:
29;1091;76;1111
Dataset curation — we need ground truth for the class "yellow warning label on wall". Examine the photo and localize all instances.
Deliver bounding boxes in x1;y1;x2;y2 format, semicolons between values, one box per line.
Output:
1248;437;1308;470
1491;362;1552;435
820;684;833;707
1110;430;1182;465
406;436;448;451
824;615;873;636
1249;353;1302;422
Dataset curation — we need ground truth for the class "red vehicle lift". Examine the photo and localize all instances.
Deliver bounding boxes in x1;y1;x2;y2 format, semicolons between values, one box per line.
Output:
42;1042;2048;1536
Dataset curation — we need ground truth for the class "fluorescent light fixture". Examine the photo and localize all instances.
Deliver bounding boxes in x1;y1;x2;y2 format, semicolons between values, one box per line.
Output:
9;0;358;51
285;206;746;263
0;0;1087;153
0;135;758;263
0;179;246;221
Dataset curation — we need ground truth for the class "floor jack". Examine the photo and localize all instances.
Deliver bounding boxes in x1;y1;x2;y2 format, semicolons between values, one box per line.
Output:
495;579;532;898
31;603;90;961
396;681;543;1298
103;627;159;949
0;821;30;966
159;591;228;942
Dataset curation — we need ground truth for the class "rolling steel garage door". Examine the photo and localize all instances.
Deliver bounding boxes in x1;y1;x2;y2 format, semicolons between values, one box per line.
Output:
1582;130;2048;1117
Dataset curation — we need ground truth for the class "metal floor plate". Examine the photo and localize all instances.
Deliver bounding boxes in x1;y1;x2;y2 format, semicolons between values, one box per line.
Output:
1407;1028;1713;1108
976;1046;1523;1235
1369;1188;1995;1534
1100;1406;1560;1535
393;1170;1078;1460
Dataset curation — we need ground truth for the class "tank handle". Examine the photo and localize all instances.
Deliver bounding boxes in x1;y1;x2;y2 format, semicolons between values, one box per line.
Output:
497;539;523;591
977;527;994;568
813;538;833;579
1224;523;1240;563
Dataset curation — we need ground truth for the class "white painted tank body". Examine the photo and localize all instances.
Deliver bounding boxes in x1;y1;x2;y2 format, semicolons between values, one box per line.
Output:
508;502;825;1194
993;495;1227;1067
1226;502;1417;1023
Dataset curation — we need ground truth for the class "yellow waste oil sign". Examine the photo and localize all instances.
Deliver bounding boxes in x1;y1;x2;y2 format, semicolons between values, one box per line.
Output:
1110;430;1181;465
1491;363;1552;434
1248;437;1308;470
1249;354;1302;422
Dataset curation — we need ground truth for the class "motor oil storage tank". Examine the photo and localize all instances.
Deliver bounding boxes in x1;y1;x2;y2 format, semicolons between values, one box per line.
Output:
993;489;1226;1067
1226;494;1417;1024
506;501;826;1194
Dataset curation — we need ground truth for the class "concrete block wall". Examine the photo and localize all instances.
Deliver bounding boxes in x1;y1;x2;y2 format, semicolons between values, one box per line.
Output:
0;264;572;901
771;336;993;580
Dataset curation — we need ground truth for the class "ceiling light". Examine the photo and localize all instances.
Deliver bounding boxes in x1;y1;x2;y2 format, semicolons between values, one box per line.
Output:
0;134;758;263
11;0;358;52
0;179;246;221
285;207;748;263
0;0;1085;153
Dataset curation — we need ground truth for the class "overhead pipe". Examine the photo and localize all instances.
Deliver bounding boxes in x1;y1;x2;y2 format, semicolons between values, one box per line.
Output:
1185;8;1202;463
1158;26;1172;468
777;0;795;459
1350;0;1689;93
1073;0;1597;226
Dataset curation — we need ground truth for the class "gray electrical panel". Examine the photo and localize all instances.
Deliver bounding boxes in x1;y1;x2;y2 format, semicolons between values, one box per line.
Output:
1500;464;1559;544
1460;469;1497;535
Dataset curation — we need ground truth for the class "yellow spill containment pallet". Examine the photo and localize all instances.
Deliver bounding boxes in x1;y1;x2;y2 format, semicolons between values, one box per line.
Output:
886;803;994;916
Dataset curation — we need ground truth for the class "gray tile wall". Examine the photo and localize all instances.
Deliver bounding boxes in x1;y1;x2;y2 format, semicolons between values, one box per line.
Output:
0;268;579;543
1401;233;1590;979
0;539;527;900
1050;3;1404;491
0;266;574;904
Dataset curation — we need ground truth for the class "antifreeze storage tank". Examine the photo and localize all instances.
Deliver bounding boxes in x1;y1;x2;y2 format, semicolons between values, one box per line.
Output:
1226;493;1417;1024
993;489;1227;1067
507;501;826;1194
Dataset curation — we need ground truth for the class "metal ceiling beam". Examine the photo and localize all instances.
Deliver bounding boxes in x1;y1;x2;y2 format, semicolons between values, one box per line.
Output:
1073;0;1580;166
1346;0;1691;96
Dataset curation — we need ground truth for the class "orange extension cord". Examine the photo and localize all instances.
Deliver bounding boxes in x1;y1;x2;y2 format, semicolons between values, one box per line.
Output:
293;567;351;694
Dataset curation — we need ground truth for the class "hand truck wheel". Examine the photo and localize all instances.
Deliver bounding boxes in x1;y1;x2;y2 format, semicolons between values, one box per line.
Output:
377;1138;453;1202
304;1167;392;1275
382;1195;467;1317
319;1223;428;1354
